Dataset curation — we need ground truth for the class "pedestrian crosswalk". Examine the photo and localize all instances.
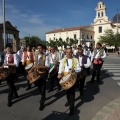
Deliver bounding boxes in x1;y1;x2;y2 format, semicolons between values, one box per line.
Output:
102;64;120;86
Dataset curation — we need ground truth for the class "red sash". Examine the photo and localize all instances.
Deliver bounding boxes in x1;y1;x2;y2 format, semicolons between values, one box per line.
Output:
93;58;102;64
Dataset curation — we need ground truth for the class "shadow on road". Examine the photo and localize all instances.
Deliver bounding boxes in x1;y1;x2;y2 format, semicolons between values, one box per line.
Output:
42;110;80;120
75;81;100;111
45;90;65;106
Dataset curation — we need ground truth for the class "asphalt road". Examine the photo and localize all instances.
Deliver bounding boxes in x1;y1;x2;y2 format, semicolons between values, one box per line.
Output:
0;54;120;120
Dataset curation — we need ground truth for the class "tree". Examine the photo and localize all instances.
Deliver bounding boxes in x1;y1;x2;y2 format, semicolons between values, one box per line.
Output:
23;36;45;47
99;29;120;47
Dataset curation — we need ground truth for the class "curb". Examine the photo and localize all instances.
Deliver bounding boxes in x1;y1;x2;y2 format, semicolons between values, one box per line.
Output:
92;97;120;120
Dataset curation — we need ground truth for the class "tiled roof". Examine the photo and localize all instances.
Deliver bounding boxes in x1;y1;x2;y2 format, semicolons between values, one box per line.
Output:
46;25;90;34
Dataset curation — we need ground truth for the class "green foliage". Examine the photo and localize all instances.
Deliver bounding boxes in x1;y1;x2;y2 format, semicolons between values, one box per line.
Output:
99;29;120;47
24;36;78;48
23;36;45;47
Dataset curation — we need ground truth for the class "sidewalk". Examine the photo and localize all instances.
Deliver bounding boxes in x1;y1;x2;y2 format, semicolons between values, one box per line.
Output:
92;97;120;120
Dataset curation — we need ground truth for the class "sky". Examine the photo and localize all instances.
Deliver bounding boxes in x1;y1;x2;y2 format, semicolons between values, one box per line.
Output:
0;0;120;40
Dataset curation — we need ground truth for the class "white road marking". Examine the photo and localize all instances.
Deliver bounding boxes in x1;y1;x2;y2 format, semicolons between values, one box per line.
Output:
103;64;120;86
117;82;120;86
112;77;120;80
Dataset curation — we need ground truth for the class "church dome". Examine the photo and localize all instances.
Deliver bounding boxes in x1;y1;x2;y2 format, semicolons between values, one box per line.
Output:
111;13;120;23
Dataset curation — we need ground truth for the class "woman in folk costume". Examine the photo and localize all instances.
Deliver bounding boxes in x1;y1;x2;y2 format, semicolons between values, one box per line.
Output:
22;45;34;90
47;46;61;92
2;43;19;107
91;43;106;83
34;44;49;111
58;48;81;116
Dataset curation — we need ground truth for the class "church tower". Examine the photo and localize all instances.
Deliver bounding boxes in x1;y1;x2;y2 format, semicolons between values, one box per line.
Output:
93;1;109;25
92;1;111;45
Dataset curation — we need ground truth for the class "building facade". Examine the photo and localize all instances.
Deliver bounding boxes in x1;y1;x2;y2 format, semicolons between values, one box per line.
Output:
92;1;120;44
0;21;20;52
46;1;120;47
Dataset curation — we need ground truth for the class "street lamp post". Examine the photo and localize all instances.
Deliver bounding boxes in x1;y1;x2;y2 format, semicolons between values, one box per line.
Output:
3;0;6;49
29;34;30;45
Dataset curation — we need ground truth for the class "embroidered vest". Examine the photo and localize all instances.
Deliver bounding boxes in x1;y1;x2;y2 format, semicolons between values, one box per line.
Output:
75;54;87;64
49;51;59;63
24;52;34;63
34;53;46;66
61;57;77;73
94;48;104;57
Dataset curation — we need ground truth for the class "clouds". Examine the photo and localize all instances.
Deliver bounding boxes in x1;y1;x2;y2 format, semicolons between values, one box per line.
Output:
0;2;60;40
0;0;119;40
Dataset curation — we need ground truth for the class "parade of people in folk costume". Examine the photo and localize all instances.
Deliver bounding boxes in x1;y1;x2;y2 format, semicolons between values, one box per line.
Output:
0;42;106;116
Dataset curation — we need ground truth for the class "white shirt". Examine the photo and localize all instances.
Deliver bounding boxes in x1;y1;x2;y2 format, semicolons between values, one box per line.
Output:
4;53;19;67
59;51;64;62
78;56;91;68
45;50;50;56
17;50;23;60
73;49;78;56
91;49;106;61
58;58;81;74
83;49;91;58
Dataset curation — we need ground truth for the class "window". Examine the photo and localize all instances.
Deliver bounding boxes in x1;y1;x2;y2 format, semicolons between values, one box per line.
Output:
74;34;77;39
54;37;55;40
98;12;100;17
82;34;84;39
101;12;104;17
54;34;55;36
91;36;93;39
99;4;101;8
99;26;102;33
87;35;89;39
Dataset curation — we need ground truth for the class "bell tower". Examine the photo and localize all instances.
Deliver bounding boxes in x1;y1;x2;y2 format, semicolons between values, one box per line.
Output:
93;1;108;24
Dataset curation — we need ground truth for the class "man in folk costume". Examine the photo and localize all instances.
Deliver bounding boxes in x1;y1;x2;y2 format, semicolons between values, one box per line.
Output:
83;46;92;58
3;43;19;107
83;46;91;75
43;45;49;56
73;45;78;56
58;48;81;116
48;46;61;92
75;48;91;96
22;45;34;90
17;46;25;76
59;48;65;62
91;43;106;83
34;44;49;111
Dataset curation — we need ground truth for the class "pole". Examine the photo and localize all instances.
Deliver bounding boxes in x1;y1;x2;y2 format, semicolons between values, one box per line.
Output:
3;0;6;49
29;34;30;45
